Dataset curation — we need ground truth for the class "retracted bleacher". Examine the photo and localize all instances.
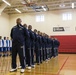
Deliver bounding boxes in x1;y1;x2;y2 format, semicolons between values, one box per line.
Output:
52;35;76;53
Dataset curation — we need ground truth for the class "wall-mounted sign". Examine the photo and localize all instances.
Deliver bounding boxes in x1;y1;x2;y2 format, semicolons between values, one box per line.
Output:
53;27;64;32
53;27;70;32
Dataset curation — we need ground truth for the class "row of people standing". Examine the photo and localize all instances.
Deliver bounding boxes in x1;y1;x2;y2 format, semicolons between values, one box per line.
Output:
10;18;60;73
0;36;12;57
23;24;60;67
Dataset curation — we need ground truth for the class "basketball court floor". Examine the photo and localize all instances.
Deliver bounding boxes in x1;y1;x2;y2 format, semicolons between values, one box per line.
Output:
0;54;76;75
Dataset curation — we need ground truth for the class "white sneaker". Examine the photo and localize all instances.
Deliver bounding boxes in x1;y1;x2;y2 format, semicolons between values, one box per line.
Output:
18;66;22;69
21;69;25;73
31;65;35;68
26;64;28;67
10;68;17;72
27;66;31;70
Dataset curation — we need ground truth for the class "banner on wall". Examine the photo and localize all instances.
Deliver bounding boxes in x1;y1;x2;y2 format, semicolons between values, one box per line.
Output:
53;27;70;32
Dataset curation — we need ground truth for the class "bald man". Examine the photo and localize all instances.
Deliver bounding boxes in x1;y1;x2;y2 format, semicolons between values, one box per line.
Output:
10;18;29;73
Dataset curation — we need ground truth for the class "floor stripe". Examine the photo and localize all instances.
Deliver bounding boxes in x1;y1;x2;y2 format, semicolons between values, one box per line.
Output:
57;56;69;75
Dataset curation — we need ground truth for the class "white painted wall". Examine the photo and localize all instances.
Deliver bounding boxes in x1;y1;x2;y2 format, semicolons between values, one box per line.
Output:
0;13;10;37
9;9;76;36
0;9;75;37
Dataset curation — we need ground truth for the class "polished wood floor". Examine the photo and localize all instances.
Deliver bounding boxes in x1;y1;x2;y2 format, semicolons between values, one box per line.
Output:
0;54;76;75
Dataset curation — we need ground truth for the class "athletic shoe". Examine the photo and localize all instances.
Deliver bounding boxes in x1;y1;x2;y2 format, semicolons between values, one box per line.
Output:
20;69;25;73
10;68;17;72
27;66;31;70
31;65;35;68
3;54;6;57
0;54;2;57
37;63;40;65
26;64;28;67
18;66;22;69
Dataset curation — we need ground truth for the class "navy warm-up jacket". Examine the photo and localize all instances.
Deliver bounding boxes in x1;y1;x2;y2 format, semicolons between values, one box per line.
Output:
10;24;29;44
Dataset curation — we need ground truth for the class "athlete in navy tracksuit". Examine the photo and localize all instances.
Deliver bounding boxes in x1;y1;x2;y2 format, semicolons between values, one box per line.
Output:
49;38;53;58
44;34;48;60
34;29;40;65
10;18;29;73
46;35;50;59
37;31;43;63
52;38;60;57
41;33;46;61
28;25;35;68
23;24;31;69
40;33;43;63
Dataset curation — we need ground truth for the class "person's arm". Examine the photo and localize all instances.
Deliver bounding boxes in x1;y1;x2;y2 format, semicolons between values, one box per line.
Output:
10;28;13;39
2;40;4;47
23;27;30;39
30;31;35;41
57;40;60;47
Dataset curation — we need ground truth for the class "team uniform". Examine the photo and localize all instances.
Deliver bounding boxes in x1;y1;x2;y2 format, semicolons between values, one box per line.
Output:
28;29;35;67
49;38;53;58
39;35;43;63
10;40;12;51
34;33;40;64
53;39;60;57
45;37;48;60
3;39;7;52
0;39;3;56
25;30;31;67
10;24;29;69
42;36;46;61
7;39;10;51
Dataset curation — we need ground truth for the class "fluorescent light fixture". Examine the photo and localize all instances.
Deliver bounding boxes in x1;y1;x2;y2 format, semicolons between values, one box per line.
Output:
42;6;44;8
59;4;65;8
2;0;11;6
72;3;74;9
42;6;47;11
21;0;27;4
15;8;21;13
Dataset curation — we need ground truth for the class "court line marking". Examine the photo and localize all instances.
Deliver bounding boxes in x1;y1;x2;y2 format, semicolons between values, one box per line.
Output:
56;56;69;75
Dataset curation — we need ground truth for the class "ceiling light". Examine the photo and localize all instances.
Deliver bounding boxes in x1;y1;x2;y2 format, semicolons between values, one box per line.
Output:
21;0;27;4
72;3;74;9
2;0;11;6
42;6;47;11
15;8;21;13
59;4;65;8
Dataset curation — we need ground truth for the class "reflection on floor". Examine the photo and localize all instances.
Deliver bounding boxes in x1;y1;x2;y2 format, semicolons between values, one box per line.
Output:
0;54;76;75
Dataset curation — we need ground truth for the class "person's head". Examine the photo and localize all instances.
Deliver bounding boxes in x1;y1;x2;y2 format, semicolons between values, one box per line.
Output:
0;36;2;39
43;33;45;36
41;33;43;36
7;37;9;40
34;29;37;33
40;32;42;36
52;37;55;40
28;25;32;30
16;18;22;25
4;37;6;40
37;31;40;35
23;24;27;28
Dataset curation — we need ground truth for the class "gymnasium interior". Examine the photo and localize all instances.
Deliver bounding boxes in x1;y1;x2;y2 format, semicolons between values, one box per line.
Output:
0;0;76;75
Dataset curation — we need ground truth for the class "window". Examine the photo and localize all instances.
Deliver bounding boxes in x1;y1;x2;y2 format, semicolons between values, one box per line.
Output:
62;13;72;21
36;15;44;22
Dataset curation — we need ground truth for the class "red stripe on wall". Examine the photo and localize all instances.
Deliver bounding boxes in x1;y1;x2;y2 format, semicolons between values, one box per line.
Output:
51;35;76;53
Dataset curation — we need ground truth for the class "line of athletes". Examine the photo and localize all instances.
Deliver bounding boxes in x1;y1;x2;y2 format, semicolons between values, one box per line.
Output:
17;24;60;70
